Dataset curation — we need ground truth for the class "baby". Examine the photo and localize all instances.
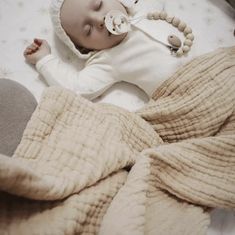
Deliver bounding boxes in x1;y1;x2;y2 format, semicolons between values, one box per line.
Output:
24;0;186;100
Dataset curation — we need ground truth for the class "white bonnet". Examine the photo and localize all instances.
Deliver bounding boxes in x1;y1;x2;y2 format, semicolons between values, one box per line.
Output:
50;0;94;59
50;0;139;60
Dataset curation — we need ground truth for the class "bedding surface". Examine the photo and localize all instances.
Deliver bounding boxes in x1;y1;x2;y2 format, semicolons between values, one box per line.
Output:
0;0;235;234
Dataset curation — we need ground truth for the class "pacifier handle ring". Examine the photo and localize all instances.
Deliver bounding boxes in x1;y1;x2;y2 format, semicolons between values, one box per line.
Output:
146;11;194;57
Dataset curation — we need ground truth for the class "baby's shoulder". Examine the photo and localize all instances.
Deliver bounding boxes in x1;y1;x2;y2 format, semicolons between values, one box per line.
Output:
85;49;111;65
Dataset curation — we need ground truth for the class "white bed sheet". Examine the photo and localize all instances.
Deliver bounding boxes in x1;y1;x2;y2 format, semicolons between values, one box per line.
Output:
0;0;235;234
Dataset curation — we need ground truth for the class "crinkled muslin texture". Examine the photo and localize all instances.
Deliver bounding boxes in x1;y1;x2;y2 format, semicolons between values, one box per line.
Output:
0;46;235;235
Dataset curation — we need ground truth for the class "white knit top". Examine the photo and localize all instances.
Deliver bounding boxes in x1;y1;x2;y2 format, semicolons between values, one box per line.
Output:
36;22;189;100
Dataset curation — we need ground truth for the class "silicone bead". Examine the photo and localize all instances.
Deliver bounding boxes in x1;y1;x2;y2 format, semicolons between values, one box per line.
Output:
178;22;186;32
160;11;167;20
182;45;190;53
186;33;194;41
184;39;193;47
153;12;160;20
172;17;180;27
184;27;192;35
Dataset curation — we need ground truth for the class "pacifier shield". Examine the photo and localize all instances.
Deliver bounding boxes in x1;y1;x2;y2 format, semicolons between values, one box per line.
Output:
104;10;130;35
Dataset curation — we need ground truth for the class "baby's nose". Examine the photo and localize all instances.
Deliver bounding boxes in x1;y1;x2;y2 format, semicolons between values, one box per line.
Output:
94;15;105;29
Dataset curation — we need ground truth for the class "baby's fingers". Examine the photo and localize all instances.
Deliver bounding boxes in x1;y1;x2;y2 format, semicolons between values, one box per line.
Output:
24;47;31;55
34;38;43;46
31;43;39;50
24;46;37;56
28;44;39;53
27;43;39;51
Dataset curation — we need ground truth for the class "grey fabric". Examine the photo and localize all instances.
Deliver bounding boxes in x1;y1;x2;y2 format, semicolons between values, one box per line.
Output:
0;79;37;156
227;0;235;8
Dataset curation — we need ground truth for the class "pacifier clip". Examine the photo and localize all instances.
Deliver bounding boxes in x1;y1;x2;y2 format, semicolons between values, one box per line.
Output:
104;10;194;57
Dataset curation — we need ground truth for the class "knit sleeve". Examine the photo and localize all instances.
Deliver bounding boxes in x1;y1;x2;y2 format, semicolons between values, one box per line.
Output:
36;54;118;100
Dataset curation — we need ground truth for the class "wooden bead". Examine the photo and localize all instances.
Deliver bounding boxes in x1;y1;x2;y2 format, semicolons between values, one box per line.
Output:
168;35;182;48
166;16;173;23
176;48;184;57
178;22;186;32
184;27;192;35
153;12;160;20
182;45;190;53
184;39;193;47
172;17;180;27
186;33;194;41
160;11;167;20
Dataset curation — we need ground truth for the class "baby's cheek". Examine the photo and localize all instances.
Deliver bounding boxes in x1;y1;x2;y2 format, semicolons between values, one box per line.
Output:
112;33;127;46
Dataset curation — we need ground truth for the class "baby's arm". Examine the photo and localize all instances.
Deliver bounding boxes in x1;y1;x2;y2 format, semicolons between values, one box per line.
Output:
24;39;117;100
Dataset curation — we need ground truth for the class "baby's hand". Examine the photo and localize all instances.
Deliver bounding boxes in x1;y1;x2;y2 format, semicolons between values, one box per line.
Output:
24;38;51;65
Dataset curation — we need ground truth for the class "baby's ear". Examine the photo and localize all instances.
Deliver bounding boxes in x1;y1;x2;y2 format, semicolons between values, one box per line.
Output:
119;0;139;8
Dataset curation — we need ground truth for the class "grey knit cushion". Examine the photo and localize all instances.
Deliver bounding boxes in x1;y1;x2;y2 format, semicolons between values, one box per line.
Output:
0;79;37;156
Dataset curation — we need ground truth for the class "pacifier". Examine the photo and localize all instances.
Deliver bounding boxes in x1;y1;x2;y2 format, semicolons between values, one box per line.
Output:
104;10;131;35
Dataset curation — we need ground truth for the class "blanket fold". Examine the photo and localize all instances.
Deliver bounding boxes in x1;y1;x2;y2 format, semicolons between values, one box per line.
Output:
138;46;235;142
0;46;235;235
146;134;235;209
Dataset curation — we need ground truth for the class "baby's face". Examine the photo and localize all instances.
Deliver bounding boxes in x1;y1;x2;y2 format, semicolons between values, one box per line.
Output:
61;0;128;51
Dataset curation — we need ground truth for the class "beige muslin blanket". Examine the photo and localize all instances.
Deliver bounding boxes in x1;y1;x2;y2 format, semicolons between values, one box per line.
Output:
0;46;235;235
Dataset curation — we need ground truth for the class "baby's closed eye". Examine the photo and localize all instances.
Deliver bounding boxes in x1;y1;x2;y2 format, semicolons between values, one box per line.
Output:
94;0;103;11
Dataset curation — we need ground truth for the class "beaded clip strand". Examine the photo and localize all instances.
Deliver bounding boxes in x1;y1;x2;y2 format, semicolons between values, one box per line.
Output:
104;9;195;57
146;11;194;57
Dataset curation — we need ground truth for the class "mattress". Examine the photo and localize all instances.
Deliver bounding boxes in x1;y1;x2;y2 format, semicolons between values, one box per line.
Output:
0;0;235;234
